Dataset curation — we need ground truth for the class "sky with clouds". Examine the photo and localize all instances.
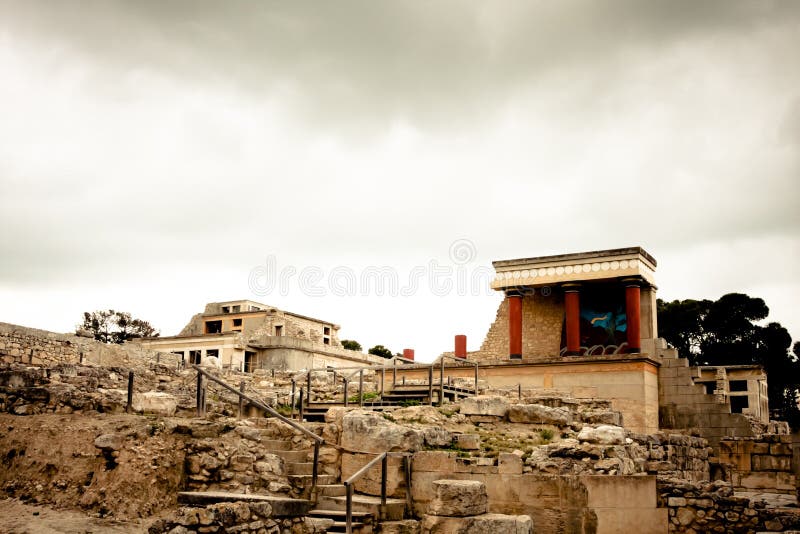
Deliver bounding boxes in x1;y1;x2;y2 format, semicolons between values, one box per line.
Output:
0;1;798;361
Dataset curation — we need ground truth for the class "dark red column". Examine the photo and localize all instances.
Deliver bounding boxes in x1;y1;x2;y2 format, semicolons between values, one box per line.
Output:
454;335;467;359
507;290;523;359
624;279;642;353
563;284;581;356
402;348;415;361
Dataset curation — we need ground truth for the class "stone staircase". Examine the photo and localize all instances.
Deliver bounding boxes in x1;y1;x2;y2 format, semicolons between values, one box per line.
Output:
260;438;337;498
308;483;407;534
302;382;477;422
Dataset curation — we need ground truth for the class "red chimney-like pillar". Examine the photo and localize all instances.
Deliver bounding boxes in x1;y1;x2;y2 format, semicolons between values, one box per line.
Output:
507;290;523;360
563;283;581;356
455;335;467;359
402;348;415;361
624;278;642;353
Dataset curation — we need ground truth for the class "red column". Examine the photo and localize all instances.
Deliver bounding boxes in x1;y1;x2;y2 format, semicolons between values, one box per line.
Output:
625;280;641;353
563;284;581;356
402;348;415;361
454;335;467;359
507;290;523;359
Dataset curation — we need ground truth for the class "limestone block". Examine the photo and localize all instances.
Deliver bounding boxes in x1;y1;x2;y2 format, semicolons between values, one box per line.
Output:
498;453;523;475
413;451;457;472
229;453;255;472
453;434;481;451
421;513;532;534
508;404;571;426
460;396;509;417
341;410;424;453
132;391;177;416
424;427;453;447
254;454;284;475
380;519;421;534
94;433;124;451
428;480;488;517
577;425;626;445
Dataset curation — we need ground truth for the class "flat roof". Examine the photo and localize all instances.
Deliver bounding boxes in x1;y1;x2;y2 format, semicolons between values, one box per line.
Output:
491;246;657;290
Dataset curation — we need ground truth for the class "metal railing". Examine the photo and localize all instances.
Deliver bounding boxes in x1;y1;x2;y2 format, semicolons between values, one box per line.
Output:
291;355;480;410
193;365;324;495
342;452;411;534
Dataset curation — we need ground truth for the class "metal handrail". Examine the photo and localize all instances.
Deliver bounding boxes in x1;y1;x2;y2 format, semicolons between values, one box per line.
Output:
193;365;324;495
342;452;410;534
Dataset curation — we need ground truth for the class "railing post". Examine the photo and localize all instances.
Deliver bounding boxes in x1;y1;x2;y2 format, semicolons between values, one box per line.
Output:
439;357;445;406
290;380;296;420
359;369;364;407
404;454;413;517
126;371;134;414
518;383;522;400
428;366;433;406
299;389;304;421
343;379;349;407
346;482;354;534
196;371;203;417
312;440;320;497
307;372;312;404
474;363;479;394
239;380;246;418
381;453;388;508
380;366;385;396
392;359;397;389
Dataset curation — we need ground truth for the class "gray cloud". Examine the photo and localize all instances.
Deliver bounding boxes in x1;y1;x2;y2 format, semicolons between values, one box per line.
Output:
0;1;798;351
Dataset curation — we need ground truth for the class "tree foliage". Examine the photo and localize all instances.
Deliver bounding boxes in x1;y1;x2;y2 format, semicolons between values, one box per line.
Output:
367;344;393;359
79;310;159;344
657;293;800;427
341;339;362;351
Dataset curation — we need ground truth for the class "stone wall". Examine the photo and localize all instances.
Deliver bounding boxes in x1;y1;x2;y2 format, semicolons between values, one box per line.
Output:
0;322;173;369
148;501;308;534
476;292;564;363
658;349;757;451
718;435;798;495
657;477;800;533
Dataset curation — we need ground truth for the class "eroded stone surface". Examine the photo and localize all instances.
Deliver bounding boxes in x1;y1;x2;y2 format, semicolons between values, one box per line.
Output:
421;513;533;534
428;480;488;517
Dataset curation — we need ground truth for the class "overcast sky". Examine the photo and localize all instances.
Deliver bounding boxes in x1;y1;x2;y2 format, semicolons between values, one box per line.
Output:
0;1;798;361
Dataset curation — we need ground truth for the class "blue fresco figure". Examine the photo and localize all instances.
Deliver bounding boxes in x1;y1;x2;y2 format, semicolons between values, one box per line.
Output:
581;307;626;345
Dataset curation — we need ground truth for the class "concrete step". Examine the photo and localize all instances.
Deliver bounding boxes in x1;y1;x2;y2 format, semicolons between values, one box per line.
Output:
261;439;293;451
309;504;375;534
177;491;310;517
289;474;337;486
316;494;406;521
287;462;314;475
317;484;346;497
270;449;309;463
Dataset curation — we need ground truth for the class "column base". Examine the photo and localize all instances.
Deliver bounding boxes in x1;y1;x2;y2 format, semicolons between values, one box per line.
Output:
564;351;581;356
626;347;641;354
509;354;522;360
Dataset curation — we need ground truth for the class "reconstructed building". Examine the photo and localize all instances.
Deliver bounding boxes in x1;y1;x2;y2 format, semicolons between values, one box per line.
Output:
138;300;384;371
436;247;772;440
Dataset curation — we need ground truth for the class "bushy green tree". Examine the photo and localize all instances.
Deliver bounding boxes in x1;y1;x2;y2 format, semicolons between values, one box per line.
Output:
79;310;159;344
341;339;362;351
368;344;393;359
657;293;799;427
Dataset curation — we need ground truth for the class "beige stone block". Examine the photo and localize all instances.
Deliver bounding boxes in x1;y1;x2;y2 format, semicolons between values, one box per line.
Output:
421;514;532;534
414;451;457;472
497;453;523;475
428;480;488;517
582;475;656;509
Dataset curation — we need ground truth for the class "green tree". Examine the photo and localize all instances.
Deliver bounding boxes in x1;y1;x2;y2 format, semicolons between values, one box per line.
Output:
341;339;362;351
368;344;393;359
657;293;800;427
79;310;159;344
